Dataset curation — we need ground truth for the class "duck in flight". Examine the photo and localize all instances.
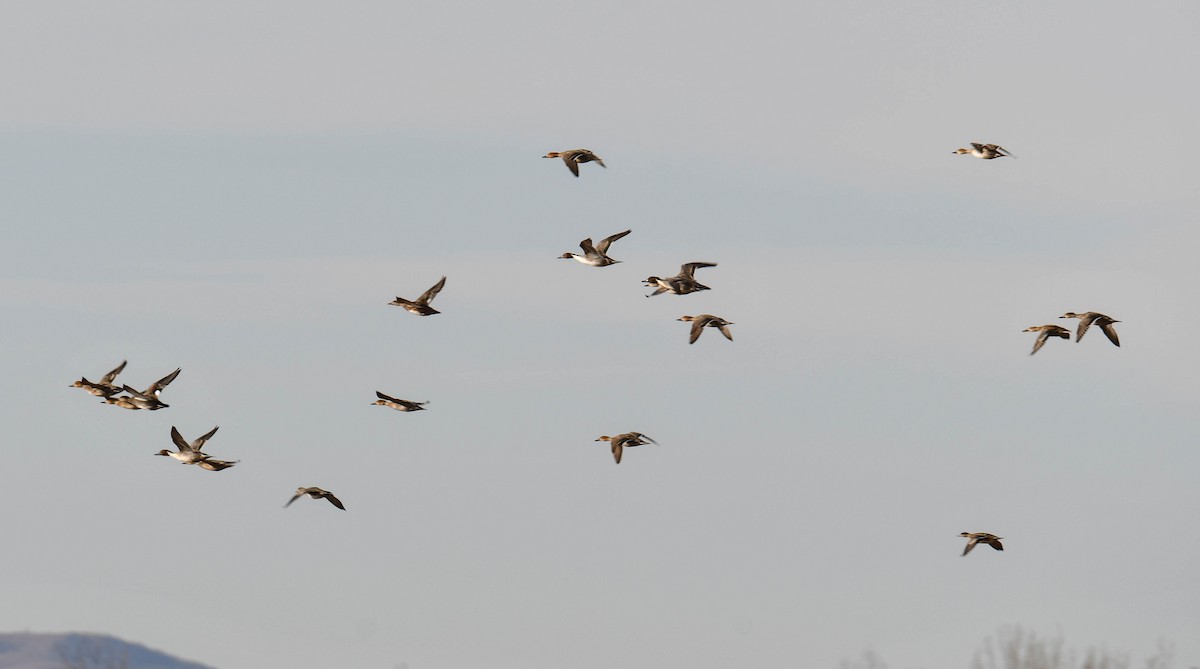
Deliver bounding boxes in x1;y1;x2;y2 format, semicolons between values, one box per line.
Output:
285;487;346;510
389;277;446;316
106;385;168;410
594;432;657;464
678;315;734;344
953;143;1014;159
1059;311;1120;346
959;532;1004;556
543;149;606;177
155;425;237;470
560;229;631;267
372;391;428;412
1022;324;1071;355
70;359;127;398
155;425;220;464
644;262;717;297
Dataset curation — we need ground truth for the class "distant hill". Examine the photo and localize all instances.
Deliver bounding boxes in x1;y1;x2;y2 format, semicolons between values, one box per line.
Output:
0;633;213;669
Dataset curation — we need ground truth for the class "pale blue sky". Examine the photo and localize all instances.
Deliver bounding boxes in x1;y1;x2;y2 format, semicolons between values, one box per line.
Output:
2;2;1198;668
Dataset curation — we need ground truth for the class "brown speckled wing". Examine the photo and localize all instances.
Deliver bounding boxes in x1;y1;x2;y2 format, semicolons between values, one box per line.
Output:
563;155;580;177
1074;316;1094;342
100;360;127;385
1100;321;1120;347
1030;331;1049;355
419;276;446;304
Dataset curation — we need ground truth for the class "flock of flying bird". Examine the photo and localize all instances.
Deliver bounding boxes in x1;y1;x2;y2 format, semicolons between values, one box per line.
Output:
1023;311;1121;356
515;146;1116;539
67;145;1119;546
69;361;341;509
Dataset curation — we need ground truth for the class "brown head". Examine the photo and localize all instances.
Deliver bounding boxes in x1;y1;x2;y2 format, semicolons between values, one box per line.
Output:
543;152;562;159
154;450;173;457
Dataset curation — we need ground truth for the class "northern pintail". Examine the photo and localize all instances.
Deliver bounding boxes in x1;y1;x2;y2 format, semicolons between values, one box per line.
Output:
594;432;657;464
1059;311;1120;346
106;384;169;410
155;425;220;464
285;486;346;510
560;229;631;267
644;262;717;297
678;314;734;344
107;367;180;408
543;149;606;177
959;532;1004;556
1022;324;1071;355
953;143;1014;159
70;360;127;398
372;391;428;412
389;276;446;316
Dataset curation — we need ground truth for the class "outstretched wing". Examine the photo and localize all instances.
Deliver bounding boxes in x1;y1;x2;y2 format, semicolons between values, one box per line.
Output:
562;155;580;177
962;538;978;556
689;318;706;344
100;360;127;385
170;426;191;452
1099;321;1120;347
679;262;717;278
323;493;346;510
419;276;447;304
1074;315;1094;342
146;368;181;394
595;229;631;255
194;426;219;450
1030;331;1049;355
